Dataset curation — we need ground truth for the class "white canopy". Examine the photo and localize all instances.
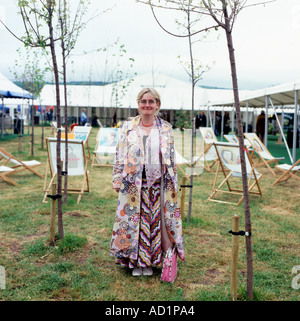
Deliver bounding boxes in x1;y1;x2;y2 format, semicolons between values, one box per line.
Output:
211;79;300;108
0;72;33;99
38;73;244;111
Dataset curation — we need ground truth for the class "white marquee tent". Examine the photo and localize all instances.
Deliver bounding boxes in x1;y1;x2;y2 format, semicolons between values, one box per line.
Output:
37;73;299;162
38;72;243;110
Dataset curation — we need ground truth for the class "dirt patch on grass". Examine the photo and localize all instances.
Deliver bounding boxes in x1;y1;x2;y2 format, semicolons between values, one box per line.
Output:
0;238;23;258
65;210;93;218
74;242;97;265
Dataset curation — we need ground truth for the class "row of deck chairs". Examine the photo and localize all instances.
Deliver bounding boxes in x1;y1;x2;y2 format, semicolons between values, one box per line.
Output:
1;124;299;206
224;132;300;185
175;127;299;205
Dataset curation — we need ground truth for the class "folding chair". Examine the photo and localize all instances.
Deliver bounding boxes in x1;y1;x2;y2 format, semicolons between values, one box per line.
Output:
51;121;65;136
0;147;43;180
43;138;89;204
272;159;300;186
71;125;93;160
92;127;120;167
224;134;252;150
0;166;18;186
198;127;219;171
208;142;262;205
244;132;284;176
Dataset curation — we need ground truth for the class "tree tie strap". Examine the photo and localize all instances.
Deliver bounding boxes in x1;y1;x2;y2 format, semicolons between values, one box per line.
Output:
179;184;193;191
47;194;62;200
228;230;251;237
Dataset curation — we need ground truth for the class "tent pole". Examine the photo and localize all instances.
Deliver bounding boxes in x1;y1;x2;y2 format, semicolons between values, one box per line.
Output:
1;97;4;139
213;109;216;133
279;105;284;144
208;105;212;127
265;95;268;147
246;100;249;133
293;90;299;163
268;96;293;163
221;106;224;141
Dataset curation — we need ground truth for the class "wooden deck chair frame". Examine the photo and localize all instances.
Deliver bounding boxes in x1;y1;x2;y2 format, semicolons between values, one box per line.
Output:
50;121;57;136
224;134;253;150
51;121;65;137
43;138;89;204
0;147;43;179
175;150;204;179
92;127;120;167
0;165;19;186
208;142;262;205
198;127;219;172
71;125;93;160
244;132;284;176
272;159;300;186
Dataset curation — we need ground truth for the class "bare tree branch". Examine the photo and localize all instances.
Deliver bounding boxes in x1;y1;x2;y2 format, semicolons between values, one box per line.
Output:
148;2;219;38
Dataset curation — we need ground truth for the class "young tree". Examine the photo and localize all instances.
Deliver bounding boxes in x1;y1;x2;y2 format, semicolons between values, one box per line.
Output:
175;2;210;223
58;0;91;203
140;0;211;222
4;0;83;240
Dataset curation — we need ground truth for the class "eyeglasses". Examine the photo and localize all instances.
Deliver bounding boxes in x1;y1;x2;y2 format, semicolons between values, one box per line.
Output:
138;99;157;105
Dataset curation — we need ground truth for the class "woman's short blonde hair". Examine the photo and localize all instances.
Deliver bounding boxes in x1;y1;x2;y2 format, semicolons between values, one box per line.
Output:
136;88;161;113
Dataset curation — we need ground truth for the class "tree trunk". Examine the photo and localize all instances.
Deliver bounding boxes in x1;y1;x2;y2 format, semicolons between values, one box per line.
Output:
223;5;253;299
61;6;69;204
63;56;68;204
31;100;34;157
48;3;64;239
187;9;194;223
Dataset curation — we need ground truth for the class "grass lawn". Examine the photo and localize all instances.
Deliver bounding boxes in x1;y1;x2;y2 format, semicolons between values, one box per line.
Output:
0;126;299;301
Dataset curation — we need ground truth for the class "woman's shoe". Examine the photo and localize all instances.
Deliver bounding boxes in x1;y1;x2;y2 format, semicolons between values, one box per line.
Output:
132;267;143;276
143;267;153;276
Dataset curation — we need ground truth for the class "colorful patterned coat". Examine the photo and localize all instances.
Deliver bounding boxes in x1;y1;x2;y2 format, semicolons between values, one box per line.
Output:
110;115;185;262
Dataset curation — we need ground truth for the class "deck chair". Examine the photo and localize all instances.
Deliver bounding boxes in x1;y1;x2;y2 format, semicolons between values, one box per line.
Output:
198;127;219;171
244;132;284;176
175;150;204;178
271;159;300;186
71;125;93;160
43;138;89;204
0;147;43;181
208;142;262;205
51;121;65;136
224;134;252;150
92;127;120;167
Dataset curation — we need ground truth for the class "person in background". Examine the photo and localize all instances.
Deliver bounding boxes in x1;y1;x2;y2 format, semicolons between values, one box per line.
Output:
195;114;201;129
110;88;185;277
81;108;87;126
256;110;265;142
200;111;207;127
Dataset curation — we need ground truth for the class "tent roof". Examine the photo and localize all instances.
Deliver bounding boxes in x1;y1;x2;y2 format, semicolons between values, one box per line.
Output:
38;72;248;110
0;72;33;99
211;80;300;107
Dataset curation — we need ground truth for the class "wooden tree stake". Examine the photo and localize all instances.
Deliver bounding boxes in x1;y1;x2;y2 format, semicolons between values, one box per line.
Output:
49;183;57;245
231;214;240;301
180;176;187;217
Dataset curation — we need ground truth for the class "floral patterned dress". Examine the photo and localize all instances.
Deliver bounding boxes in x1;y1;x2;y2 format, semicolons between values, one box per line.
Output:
110;115;185;265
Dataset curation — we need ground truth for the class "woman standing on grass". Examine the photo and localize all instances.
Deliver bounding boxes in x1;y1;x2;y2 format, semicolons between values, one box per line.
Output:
110;88;184;277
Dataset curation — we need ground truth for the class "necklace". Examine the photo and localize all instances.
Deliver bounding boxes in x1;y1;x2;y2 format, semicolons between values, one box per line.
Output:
141;121;154;127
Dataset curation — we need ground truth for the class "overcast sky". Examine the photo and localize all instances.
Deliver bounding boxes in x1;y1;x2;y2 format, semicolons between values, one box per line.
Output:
1;0;300;90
